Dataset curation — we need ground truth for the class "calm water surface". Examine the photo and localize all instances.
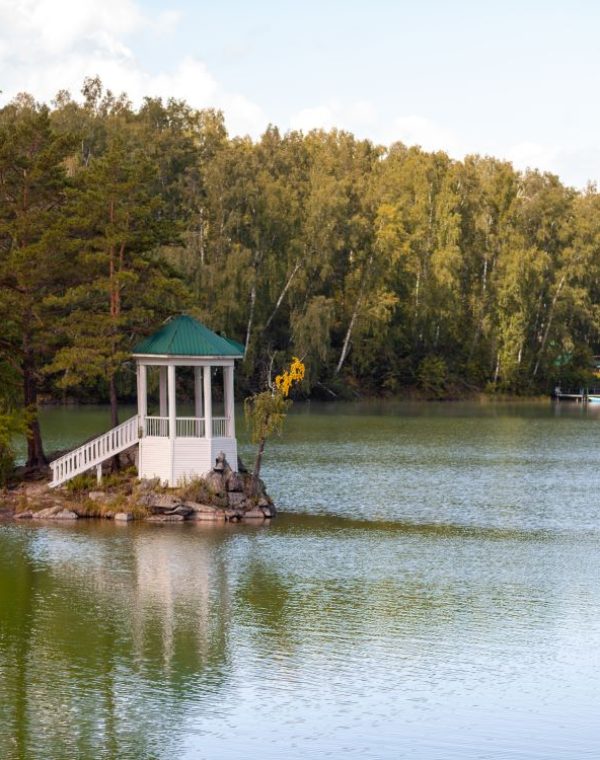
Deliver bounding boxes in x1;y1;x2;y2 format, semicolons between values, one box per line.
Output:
2;401;600;759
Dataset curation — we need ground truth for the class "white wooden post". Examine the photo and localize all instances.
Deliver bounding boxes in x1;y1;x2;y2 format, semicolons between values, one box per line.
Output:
138;362;147;435
96;463;102;484
224;363;235;437
203;365;212;439
194;367;204;417
194;366;204;437
168;363;176;440
159;367;168;417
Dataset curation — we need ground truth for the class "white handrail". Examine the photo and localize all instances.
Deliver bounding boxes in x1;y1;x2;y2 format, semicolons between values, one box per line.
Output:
49;415;140;488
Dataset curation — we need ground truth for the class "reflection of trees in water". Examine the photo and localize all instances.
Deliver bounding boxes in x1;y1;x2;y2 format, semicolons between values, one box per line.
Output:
0;517;573;759
0;524;234;760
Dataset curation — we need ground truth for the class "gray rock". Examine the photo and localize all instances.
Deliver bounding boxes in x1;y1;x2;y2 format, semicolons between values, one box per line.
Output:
243;507;266;519
114;512;133;522
191;510;226;521
224;509;242;522
186;501;218;513
145;514;185;523
227;491;247;508
205;470;225;494
32;505;63;519
213;451;231;473
226;472;244;492
261;505;276;518
168;505;194;517
53;509;78;520
15;510;33;519
151;494;181;509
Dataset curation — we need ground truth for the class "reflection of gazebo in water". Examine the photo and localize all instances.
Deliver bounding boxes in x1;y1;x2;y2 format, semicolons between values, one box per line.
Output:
49;315;245;488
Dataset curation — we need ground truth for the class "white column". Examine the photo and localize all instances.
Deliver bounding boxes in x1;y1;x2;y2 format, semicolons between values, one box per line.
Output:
138;363;147;433
194;367;204;418
224;364;235;437
203;365;212;439
168;363;176;440
159;367;168;417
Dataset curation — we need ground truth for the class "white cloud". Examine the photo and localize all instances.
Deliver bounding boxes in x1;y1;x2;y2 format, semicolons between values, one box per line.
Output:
505;141;560;173
0;0;265;136
387;115;464;156
290;104;337;132
290;99;379;134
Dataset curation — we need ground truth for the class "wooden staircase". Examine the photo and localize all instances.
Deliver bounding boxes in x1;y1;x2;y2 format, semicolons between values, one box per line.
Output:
49;415;140;488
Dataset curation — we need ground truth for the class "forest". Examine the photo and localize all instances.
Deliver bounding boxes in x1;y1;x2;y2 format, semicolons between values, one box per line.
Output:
2;77;600;468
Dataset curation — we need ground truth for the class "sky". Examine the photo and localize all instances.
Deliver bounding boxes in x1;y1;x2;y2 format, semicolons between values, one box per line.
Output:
1;0;600;188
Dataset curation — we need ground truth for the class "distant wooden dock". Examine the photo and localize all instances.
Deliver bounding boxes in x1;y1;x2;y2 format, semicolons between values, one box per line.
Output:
553;388;600;403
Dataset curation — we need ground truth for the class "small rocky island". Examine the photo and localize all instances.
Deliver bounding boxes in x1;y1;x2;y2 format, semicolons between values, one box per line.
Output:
2;453;276;524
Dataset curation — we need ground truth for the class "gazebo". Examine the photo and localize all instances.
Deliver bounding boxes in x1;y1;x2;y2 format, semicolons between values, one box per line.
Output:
133;315;244;486
48;315;244;488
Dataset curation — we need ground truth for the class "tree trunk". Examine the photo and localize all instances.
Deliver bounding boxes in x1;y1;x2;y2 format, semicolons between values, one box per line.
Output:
253;436;266;492
245;282;256;355
532;272;567;378
263;260;302;332
335;304;360;376
23;344;46;468
109;373;119;428
334;252;373;376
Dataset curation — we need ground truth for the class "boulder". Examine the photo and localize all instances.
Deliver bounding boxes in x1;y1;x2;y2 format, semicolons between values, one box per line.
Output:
145;514;185;523
150;494;181;509
224;509;242;522
261;504;276;518
213;451;232;475
186;501;211;512
227;491;247;509
226;472;244;493
205;470;225;495
53;509;78;520
114;512;133;522
15;510;33;520
167;505;194;518
32;505;63;519
191;509;226;521
243;507;266;520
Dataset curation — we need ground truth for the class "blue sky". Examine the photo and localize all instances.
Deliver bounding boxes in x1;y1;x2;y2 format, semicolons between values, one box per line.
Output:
1;0;599;187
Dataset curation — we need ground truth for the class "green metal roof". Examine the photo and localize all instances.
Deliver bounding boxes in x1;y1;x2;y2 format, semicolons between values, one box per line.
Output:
132;315;245;358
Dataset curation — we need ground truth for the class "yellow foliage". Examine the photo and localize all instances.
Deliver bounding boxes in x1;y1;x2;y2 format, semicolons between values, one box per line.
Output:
274;357;305;397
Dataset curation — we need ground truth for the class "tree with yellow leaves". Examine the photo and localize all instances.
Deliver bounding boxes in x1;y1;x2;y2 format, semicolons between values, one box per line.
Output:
244;357;305;485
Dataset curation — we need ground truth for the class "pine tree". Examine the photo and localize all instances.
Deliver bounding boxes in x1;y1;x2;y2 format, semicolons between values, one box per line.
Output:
0;96;74;467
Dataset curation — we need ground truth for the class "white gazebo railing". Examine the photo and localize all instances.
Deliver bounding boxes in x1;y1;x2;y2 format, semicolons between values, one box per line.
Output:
176;417;206;437
145;416;169;437
144;416;230;438
212;417;230;437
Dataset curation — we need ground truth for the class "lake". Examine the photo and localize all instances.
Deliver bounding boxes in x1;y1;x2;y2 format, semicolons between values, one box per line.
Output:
2;400;600;759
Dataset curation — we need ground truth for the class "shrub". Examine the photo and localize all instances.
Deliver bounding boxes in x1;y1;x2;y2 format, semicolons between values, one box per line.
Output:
0;409;28;487
417;355;448;398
